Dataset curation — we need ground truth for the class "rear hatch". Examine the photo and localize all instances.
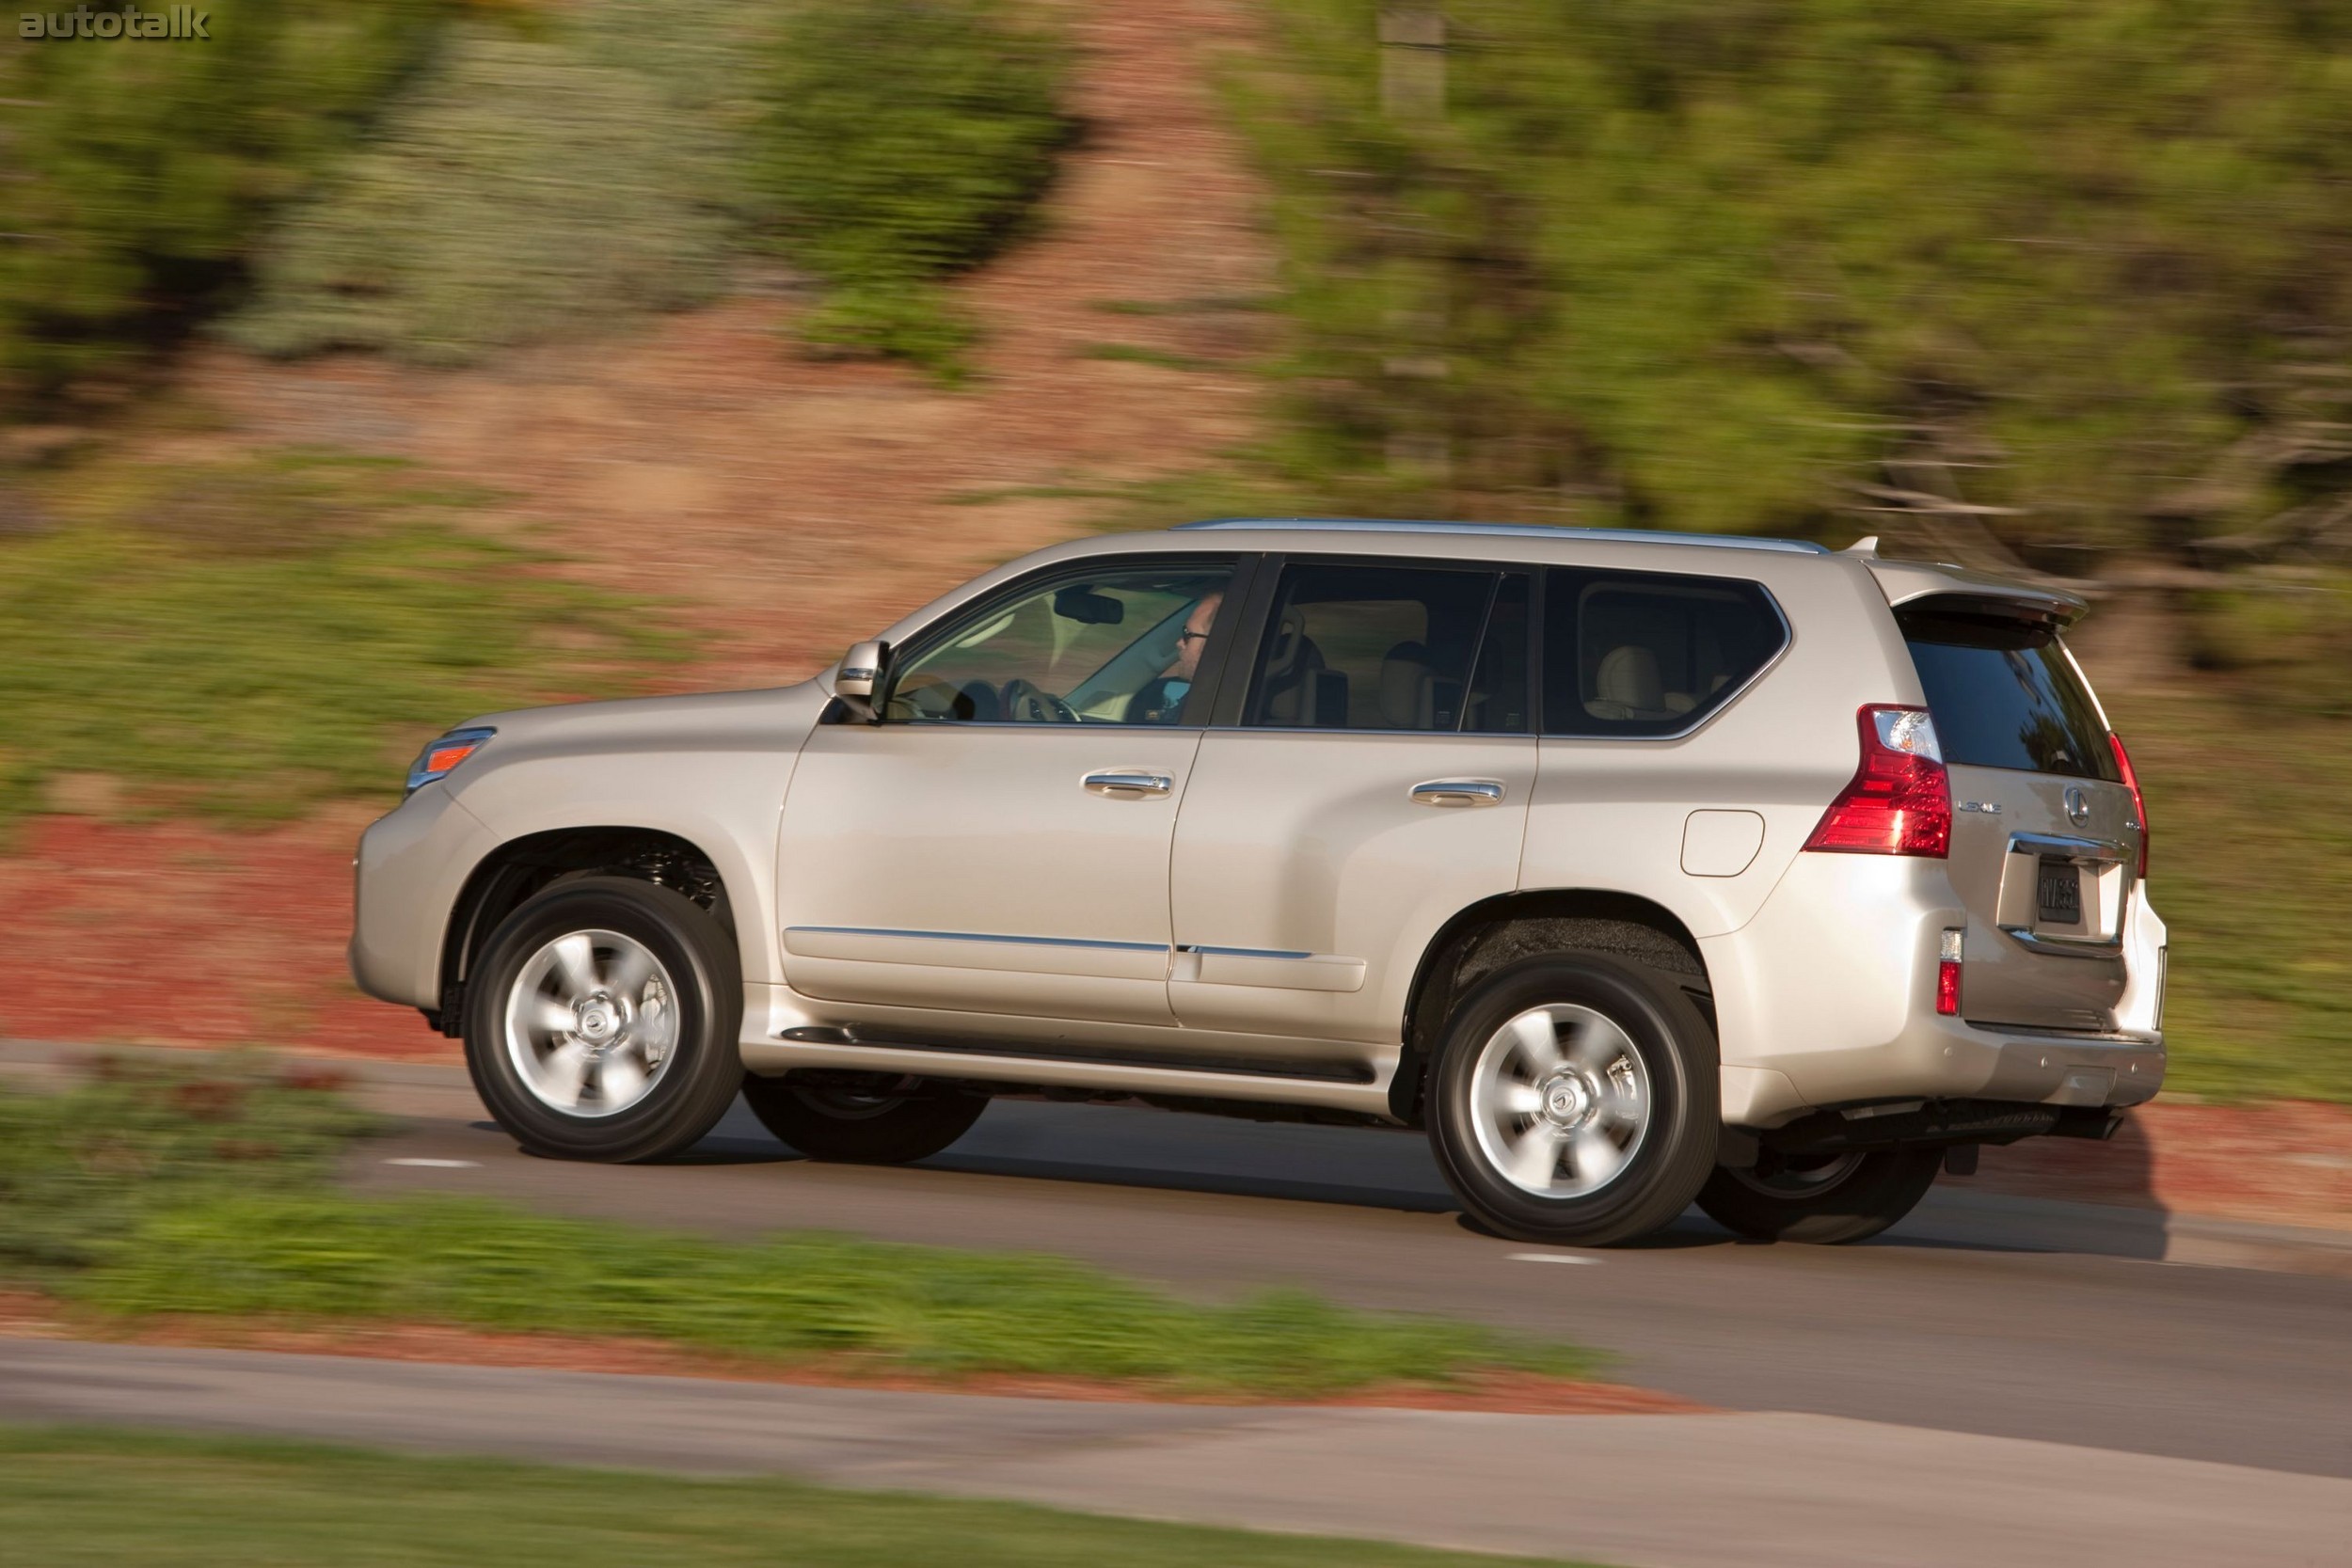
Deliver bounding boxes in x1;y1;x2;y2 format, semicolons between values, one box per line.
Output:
1897;596;2143;1035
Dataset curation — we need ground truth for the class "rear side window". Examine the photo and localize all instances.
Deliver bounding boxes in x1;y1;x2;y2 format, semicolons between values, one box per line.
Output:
1244;563;1523;732
1542;570;1786;737
1899;608;2118;781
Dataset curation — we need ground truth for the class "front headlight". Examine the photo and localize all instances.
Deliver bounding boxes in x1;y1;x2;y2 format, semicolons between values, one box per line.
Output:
405;726;496;795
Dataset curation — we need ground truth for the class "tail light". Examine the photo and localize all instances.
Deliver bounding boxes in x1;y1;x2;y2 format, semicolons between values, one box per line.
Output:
2108;732;2148;879
1804;705;1951;858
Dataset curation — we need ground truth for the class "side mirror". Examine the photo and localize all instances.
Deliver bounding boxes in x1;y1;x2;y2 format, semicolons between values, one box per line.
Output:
834;639;889;722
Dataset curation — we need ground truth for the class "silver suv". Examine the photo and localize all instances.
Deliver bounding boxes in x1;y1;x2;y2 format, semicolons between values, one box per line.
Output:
353;521;2165;1246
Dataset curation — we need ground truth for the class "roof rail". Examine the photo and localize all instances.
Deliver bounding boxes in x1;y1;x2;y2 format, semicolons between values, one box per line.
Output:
1172;517;1830;555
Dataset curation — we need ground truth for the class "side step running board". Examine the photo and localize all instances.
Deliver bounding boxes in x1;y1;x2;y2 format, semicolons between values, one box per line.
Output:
742;1032;1397;1120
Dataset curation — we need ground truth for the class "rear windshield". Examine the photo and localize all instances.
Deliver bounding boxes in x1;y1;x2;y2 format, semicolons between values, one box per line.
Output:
1899;608;2118;781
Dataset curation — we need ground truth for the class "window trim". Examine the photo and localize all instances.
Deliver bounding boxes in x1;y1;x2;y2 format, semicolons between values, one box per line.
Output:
1228;555;1534;736
871;551;1258;730
1534;564;1794;744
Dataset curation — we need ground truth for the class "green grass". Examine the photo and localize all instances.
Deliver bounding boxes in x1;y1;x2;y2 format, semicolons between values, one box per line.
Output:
2109;681;2352;1102
0;1055;376;1278
72;1195;1601;1395
5;1063;1604;1397
0;450;680;832
0;1427;1605;1568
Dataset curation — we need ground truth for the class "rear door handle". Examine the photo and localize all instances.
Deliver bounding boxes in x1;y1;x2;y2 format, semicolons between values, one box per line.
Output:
1084;768;1173;799
1410;779;1505;807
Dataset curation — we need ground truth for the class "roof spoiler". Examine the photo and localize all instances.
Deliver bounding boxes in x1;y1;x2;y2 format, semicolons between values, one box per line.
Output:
1861;558;2090;629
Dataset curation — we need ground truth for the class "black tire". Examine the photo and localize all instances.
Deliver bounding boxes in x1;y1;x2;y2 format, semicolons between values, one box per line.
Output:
1695;1148;1942;1244
464;876;745;1163
1426;952;1719;1247
741;1075;988;1164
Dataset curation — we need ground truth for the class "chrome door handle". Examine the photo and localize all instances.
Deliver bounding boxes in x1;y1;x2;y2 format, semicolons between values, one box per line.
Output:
1411;779;1505;807
1084;768;1173;799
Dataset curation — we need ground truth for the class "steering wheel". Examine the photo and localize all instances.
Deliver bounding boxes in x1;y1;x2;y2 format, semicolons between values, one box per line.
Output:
1000;677;1079;724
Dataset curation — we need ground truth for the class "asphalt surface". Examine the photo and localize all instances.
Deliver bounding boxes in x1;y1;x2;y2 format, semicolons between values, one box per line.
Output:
340;1083;2352;1481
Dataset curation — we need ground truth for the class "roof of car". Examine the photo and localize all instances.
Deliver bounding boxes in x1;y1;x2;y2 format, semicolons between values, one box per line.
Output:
1173;517;1830;555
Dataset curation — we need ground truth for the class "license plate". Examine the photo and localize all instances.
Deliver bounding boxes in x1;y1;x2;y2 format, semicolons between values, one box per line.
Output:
2037;861;2083;927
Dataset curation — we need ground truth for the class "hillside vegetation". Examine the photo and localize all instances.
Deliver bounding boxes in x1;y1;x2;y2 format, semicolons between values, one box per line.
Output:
0;0;1072;395
1242;0;2352;557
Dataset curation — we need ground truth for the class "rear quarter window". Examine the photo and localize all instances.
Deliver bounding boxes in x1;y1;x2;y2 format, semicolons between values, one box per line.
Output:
1899;608;2118;781
1541;569;1787;737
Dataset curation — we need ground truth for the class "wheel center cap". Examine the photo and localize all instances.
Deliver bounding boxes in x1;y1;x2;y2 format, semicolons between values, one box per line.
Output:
575;1000;621;1045
1543;1074;1592;1126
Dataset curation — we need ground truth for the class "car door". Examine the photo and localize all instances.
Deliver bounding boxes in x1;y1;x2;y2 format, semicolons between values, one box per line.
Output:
775;556;1242;1029
1168;560;1536;1047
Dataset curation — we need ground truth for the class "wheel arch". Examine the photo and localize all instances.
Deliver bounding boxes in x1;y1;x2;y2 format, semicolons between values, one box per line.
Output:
435;826;742;1035
1393;889;1714;1123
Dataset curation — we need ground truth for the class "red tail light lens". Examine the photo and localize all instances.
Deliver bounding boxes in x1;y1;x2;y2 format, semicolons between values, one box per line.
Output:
2108;732;2148;880
1936;927;1963;1016
1804;705;1951;858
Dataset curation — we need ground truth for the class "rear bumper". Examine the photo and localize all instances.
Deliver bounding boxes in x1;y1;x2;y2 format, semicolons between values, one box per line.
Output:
1704;854;2166;1129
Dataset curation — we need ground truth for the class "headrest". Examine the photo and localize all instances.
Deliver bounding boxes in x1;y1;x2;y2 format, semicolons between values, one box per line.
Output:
1379;640;1432;728
1263;608;1315;677
1595;644;1664;712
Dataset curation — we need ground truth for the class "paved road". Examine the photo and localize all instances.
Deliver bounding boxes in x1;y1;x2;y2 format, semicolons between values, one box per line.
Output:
8;1338;2349;1568
337;1083;2352;1481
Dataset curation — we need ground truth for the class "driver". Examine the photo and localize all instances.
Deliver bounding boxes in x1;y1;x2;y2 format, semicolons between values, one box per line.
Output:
1128;591;1221;723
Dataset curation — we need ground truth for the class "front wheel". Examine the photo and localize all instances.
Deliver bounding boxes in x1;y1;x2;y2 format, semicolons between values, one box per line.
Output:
1425;953;1720;1247
464;876;746;1163
1695;1148;1942;1244
742;1075;987;1164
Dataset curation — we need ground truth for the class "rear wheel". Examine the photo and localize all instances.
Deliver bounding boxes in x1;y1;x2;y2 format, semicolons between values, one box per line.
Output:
1695;1148;1942;1244
742;1075;987;1164
1426;953;1719;1247
464;877;745;1163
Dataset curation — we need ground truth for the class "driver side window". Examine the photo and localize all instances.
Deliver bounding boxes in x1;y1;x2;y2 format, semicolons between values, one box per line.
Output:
884;562;1234;725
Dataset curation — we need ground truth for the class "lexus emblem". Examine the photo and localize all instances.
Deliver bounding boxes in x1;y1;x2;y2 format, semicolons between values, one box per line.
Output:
2064;785;2090;827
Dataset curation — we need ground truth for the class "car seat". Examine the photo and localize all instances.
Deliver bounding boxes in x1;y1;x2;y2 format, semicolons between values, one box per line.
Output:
1586;644;1680;722
1260;609;1343;725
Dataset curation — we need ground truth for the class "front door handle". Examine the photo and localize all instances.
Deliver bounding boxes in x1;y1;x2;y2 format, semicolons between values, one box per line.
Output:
1410;779;1505;808
1084;768;1173;799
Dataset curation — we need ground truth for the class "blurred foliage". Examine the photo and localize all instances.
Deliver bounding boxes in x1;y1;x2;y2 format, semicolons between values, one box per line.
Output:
233;1;772;365
0;1430;1602;1568
1241;0;2352;547
0;1055;373;1277
2181;571;2352;716
0;0;449;406
2106;678;2352;1101
0;450;680;831
81;1196;1602;1393
750;0;1074;379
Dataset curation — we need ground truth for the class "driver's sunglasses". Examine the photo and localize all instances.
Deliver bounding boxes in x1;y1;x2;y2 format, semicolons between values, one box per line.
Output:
1177;629;1211;642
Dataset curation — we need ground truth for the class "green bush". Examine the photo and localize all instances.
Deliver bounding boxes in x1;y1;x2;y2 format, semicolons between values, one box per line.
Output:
0;0;446;406
233;2;771;365
751;0;1074;377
